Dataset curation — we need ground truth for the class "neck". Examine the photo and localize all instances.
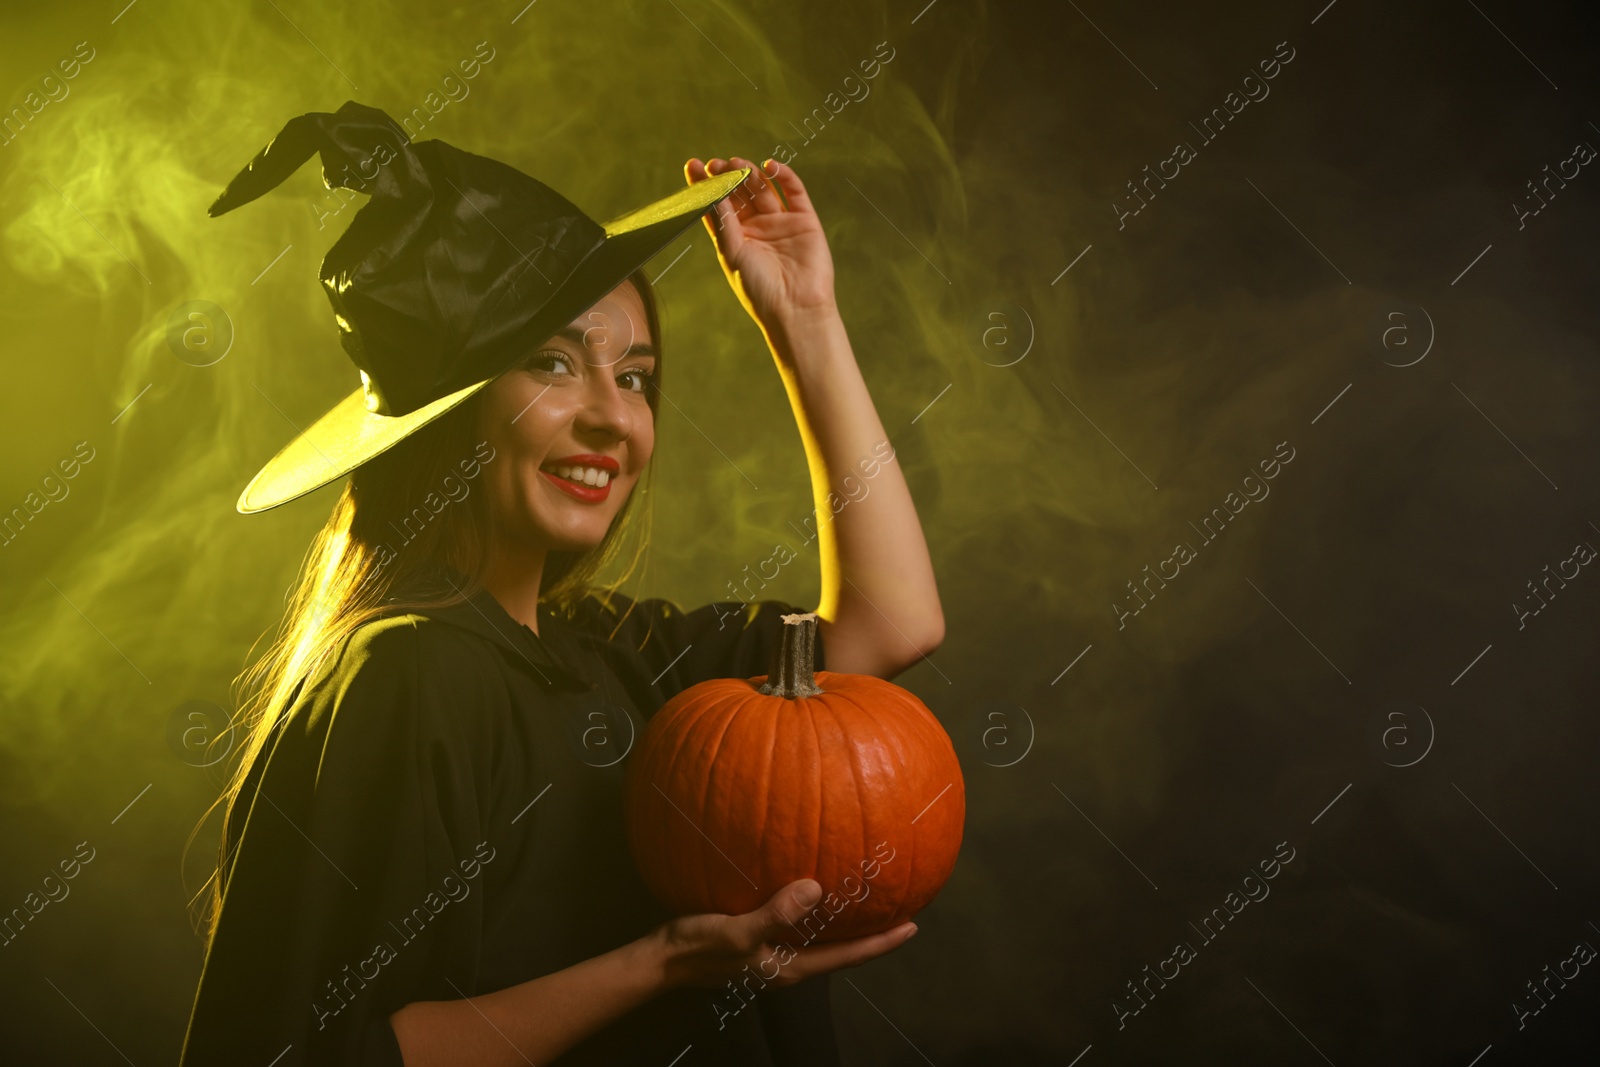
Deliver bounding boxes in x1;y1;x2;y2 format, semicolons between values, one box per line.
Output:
481;544;548;635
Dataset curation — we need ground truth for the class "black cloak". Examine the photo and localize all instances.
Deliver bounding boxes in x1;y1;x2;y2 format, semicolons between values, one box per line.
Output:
180;564;838;1066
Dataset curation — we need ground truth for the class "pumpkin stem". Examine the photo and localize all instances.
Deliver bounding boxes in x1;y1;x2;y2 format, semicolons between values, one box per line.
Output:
759;611;824;698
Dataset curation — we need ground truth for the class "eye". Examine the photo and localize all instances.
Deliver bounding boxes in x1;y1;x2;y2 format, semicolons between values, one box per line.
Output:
523;350;574;377
619;366;657;394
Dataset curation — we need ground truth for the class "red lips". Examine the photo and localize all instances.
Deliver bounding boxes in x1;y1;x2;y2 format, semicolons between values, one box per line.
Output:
538;453;619;504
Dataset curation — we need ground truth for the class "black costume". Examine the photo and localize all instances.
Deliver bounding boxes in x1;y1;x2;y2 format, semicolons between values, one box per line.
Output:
180;565;838;1066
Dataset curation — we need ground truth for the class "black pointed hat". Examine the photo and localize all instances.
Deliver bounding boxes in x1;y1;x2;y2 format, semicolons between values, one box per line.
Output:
209;100;750;514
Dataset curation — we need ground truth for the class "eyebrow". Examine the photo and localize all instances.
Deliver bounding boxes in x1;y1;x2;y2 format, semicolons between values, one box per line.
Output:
551;325;657;358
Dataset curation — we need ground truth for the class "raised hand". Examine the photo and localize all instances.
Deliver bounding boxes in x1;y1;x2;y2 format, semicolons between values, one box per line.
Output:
685;156;837;331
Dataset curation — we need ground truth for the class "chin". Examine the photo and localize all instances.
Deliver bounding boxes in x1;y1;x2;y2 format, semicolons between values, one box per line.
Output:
532;514;614;553
519;478;632;553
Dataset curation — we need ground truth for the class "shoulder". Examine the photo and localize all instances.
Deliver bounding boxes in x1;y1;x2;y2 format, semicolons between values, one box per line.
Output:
328;611;493;687
333;612;421;675
294;612;511;741
339;609;498;671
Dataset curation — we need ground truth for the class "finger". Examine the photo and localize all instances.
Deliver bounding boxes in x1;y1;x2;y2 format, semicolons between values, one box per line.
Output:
724;155;785;216
727;879;819;949
761;159;816;216
688;154;738;254
765;878;822;934
706;158;748;206
786;922;918;979
702;192;745;260
689;158;725;243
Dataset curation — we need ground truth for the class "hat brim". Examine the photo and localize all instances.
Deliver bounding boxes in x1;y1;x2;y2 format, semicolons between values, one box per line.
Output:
237;165;752;514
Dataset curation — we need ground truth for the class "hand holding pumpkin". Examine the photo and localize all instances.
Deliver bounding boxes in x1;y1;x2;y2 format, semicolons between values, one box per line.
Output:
650;877;918;992
624;613;964;946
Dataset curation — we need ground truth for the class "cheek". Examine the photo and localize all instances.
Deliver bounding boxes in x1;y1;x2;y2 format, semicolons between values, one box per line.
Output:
478;388;549;489
630;423;656;473
479;454;521;525
502;392;569;461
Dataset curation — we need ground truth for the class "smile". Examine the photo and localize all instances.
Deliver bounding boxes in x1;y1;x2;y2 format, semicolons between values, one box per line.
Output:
539;459;616;503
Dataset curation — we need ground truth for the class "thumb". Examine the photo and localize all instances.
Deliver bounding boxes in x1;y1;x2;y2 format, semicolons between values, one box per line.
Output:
772;878;822;927
726;878;820;951
790;878;822;910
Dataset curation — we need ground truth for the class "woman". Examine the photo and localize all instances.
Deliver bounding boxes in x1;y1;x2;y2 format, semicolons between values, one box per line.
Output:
182;112;943;1067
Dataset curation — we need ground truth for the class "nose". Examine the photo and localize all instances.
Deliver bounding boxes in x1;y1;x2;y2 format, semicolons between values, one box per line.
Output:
573;357;635;443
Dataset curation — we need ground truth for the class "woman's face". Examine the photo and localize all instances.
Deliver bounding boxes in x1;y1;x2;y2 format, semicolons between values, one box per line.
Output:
476;280;656;555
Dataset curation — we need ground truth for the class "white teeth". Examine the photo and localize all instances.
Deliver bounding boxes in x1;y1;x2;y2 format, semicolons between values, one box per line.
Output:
547;464;612;488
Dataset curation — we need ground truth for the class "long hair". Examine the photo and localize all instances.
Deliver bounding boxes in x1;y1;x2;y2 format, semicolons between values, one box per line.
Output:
186;268;663;948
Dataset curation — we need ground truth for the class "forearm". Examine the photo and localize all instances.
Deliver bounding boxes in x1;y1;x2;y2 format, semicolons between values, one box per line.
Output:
762;305;943;677
388;933;668;1067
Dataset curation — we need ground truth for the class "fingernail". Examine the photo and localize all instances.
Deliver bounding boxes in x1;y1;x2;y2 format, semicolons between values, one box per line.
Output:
905;924;918;940
797;882;822;907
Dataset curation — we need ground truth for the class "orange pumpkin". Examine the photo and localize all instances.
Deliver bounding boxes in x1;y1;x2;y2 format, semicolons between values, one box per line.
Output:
623;611;964;943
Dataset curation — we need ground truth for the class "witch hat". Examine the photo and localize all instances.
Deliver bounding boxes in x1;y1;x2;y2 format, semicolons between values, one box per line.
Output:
209;99;750;514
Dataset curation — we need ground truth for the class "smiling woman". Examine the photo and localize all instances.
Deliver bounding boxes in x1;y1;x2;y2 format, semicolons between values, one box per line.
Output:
472;279;662;625
182;100;941;1067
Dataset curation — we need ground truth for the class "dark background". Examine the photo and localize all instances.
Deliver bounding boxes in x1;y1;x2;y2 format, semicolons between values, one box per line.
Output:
1;0;1598;1063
